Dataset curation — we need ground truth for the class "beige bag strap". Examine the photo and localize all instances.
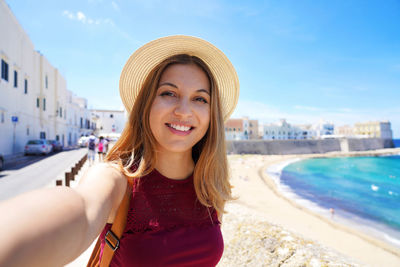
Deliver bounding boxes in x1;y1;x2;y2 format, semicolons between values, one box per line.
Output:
99;183;131;267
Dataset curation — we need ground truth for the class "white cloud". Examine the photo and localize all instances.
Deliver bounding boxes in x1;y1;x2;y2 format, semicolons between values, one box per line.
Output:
76;11;86;22
111;1;120;11
62;10;140;45
62;10;114;26
62;10;75;20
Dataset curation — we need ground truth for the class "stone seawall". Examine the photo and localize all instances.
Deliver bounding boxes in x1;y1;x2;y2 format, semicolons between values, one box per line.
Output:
226;138;394;155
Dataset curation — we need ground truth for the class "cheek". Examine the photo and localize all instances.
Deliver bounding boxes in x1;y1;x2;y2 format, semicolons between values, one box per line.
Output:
198;107;211;131
149;102;162;134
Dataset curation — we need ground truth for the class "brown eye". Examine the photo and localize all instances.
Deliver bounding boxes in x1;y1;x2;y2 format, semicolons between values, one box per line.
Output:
160;91;176;97
195;97;208;104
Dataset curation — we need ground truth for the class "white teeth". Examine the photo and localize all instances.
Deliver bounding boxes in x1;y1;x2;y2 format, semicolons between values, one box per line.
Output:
170;124;191;131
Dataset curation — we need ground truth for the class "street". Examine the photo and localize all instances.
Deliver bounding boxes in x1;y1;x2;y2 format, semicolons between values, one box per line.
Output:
0;148;87;201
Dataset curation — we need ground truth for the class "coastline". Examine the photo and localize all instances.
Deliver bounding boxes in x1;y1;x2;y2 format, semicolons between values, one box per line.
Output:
224;148;400;266
265;154;400;250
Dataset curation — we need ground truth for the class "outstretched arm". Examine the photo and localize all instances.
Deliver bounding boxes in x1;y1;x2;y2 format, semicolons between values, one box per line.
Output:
0;163;127;267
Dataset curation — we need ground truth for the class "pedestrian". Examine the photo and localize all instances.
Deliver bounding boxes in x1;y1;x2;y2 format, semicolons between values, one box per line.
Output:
97;136;105;162
87;133;96;166
330;208;335;219
0;35;239;267
104;137;110;154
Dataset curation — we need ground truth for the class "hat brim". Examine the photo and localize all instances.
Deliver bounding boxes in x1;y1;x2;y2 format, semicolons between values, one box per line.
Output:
119;35;239;121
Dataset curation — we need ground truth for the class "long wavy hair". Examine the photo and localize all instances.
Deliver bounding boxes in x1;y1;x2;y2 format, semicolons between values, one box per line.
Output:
106;54;232;217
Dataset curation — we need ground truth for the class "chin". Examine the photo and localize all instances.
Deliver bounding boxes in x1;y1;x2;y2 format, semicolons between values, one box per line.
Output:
158;143;195;154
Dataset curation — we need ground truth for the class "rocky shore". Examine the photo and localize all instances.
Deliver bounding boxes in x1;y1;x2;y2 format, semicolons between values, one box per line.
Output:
218;203;361;267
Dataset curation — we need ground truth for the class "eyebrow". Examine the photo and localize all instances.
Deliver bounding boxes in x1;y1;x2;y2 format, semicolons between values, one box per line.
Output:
158;82;210;95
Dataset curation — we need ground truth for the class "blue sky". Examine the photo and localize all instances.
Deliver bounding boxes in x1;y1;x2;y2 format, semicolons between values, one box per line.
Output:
6;0;400;137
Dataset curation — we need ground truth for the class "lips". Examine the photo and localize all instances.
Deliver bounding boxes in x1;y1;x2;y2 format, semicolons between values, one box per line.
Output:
166;123;195;135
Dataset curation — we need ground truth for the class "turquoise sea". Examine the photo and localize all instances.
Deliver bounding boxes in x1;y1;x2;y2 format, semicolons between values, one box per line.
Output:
278;155;400;247
394;139;400;148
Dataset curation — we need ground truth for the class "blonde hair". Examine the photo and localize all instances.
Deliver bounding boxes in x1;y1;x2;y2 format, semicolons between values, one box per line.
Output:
106;54;232;216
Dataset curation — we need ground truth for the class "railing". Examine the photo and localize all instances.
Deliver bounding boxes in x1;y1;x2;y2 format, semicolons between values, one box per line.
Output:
56;154;87;187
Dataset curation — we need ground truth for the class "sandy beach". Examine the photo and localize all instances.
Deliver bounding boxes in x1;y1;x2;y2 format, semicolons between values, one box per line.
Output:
220;149;400;266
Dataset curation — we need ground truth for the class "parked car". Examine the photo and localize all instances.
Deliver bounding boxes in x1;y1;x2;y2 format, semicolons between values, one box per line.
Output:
49;140;63;152
0;154;4;171
78;136;89;147
24;140;52;155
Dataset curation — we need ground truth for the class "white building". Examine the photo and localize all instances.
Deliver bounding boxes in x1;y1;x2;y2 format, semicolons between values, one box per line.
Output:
263;119;305;140
311;120;335;139
0;0;93;155
293;124;316;139
90;109;127;137
66;95;96;145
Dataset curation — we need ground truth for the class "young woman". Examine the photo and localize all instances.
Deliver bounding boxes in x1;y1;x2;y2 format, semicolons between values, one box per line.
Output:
0;35;239;267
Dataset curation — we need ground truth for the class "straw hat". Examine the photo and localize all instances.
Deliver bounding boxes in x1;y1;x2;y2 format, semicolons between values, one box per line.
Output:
119;35;240;121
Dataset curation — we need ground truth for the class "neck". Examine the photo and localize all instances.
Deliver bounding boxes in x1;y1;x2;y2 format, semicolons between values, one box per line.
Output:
154;150;194;180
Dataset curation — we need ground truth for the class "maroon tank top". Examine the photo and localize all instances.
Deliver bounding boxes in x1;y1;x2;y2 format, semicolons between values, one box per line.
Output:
99;169;224;266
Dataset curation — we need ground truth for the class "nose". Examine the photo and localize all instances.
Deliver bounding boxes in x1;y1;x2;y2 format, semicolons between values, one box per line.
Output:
174;97;193;118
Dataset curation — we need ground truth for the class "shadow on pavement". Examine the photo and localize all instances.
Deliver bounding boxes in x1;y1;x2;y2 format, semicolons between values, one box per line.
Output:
3;148;81;172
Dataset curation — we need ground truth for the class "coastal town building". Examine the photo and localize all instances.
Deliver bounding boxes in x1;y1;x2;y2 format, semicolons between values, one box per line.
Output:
293;124;315;139
263;119;305;140
335;125;355;137
228;117;393;142
354;121;393;139
0;0;94;155
311;120;335;138
225;117;258;140
90;109;127;137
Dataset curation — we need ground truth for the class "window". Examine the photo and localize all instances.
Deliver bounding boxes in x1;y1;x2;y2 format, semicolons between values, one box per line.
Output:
1;59;9;81
110;114;114;118
1;112;4;123
36;98;40;108
43;98;46;111
40;132;46;139
14;70;18;87
80;117;83;128
26;127;29;136
60;107;62;117
24;79;28;94
45;75;48;89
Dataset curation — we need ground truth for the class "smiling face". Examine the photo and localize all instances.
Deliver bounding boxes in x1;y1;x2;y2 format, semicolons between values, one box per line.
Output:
149;63;211;155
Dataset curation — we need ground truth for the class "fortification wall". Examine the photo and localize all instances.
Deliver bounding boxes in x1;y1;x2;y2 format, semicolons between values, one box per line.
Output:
226;138;394;155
